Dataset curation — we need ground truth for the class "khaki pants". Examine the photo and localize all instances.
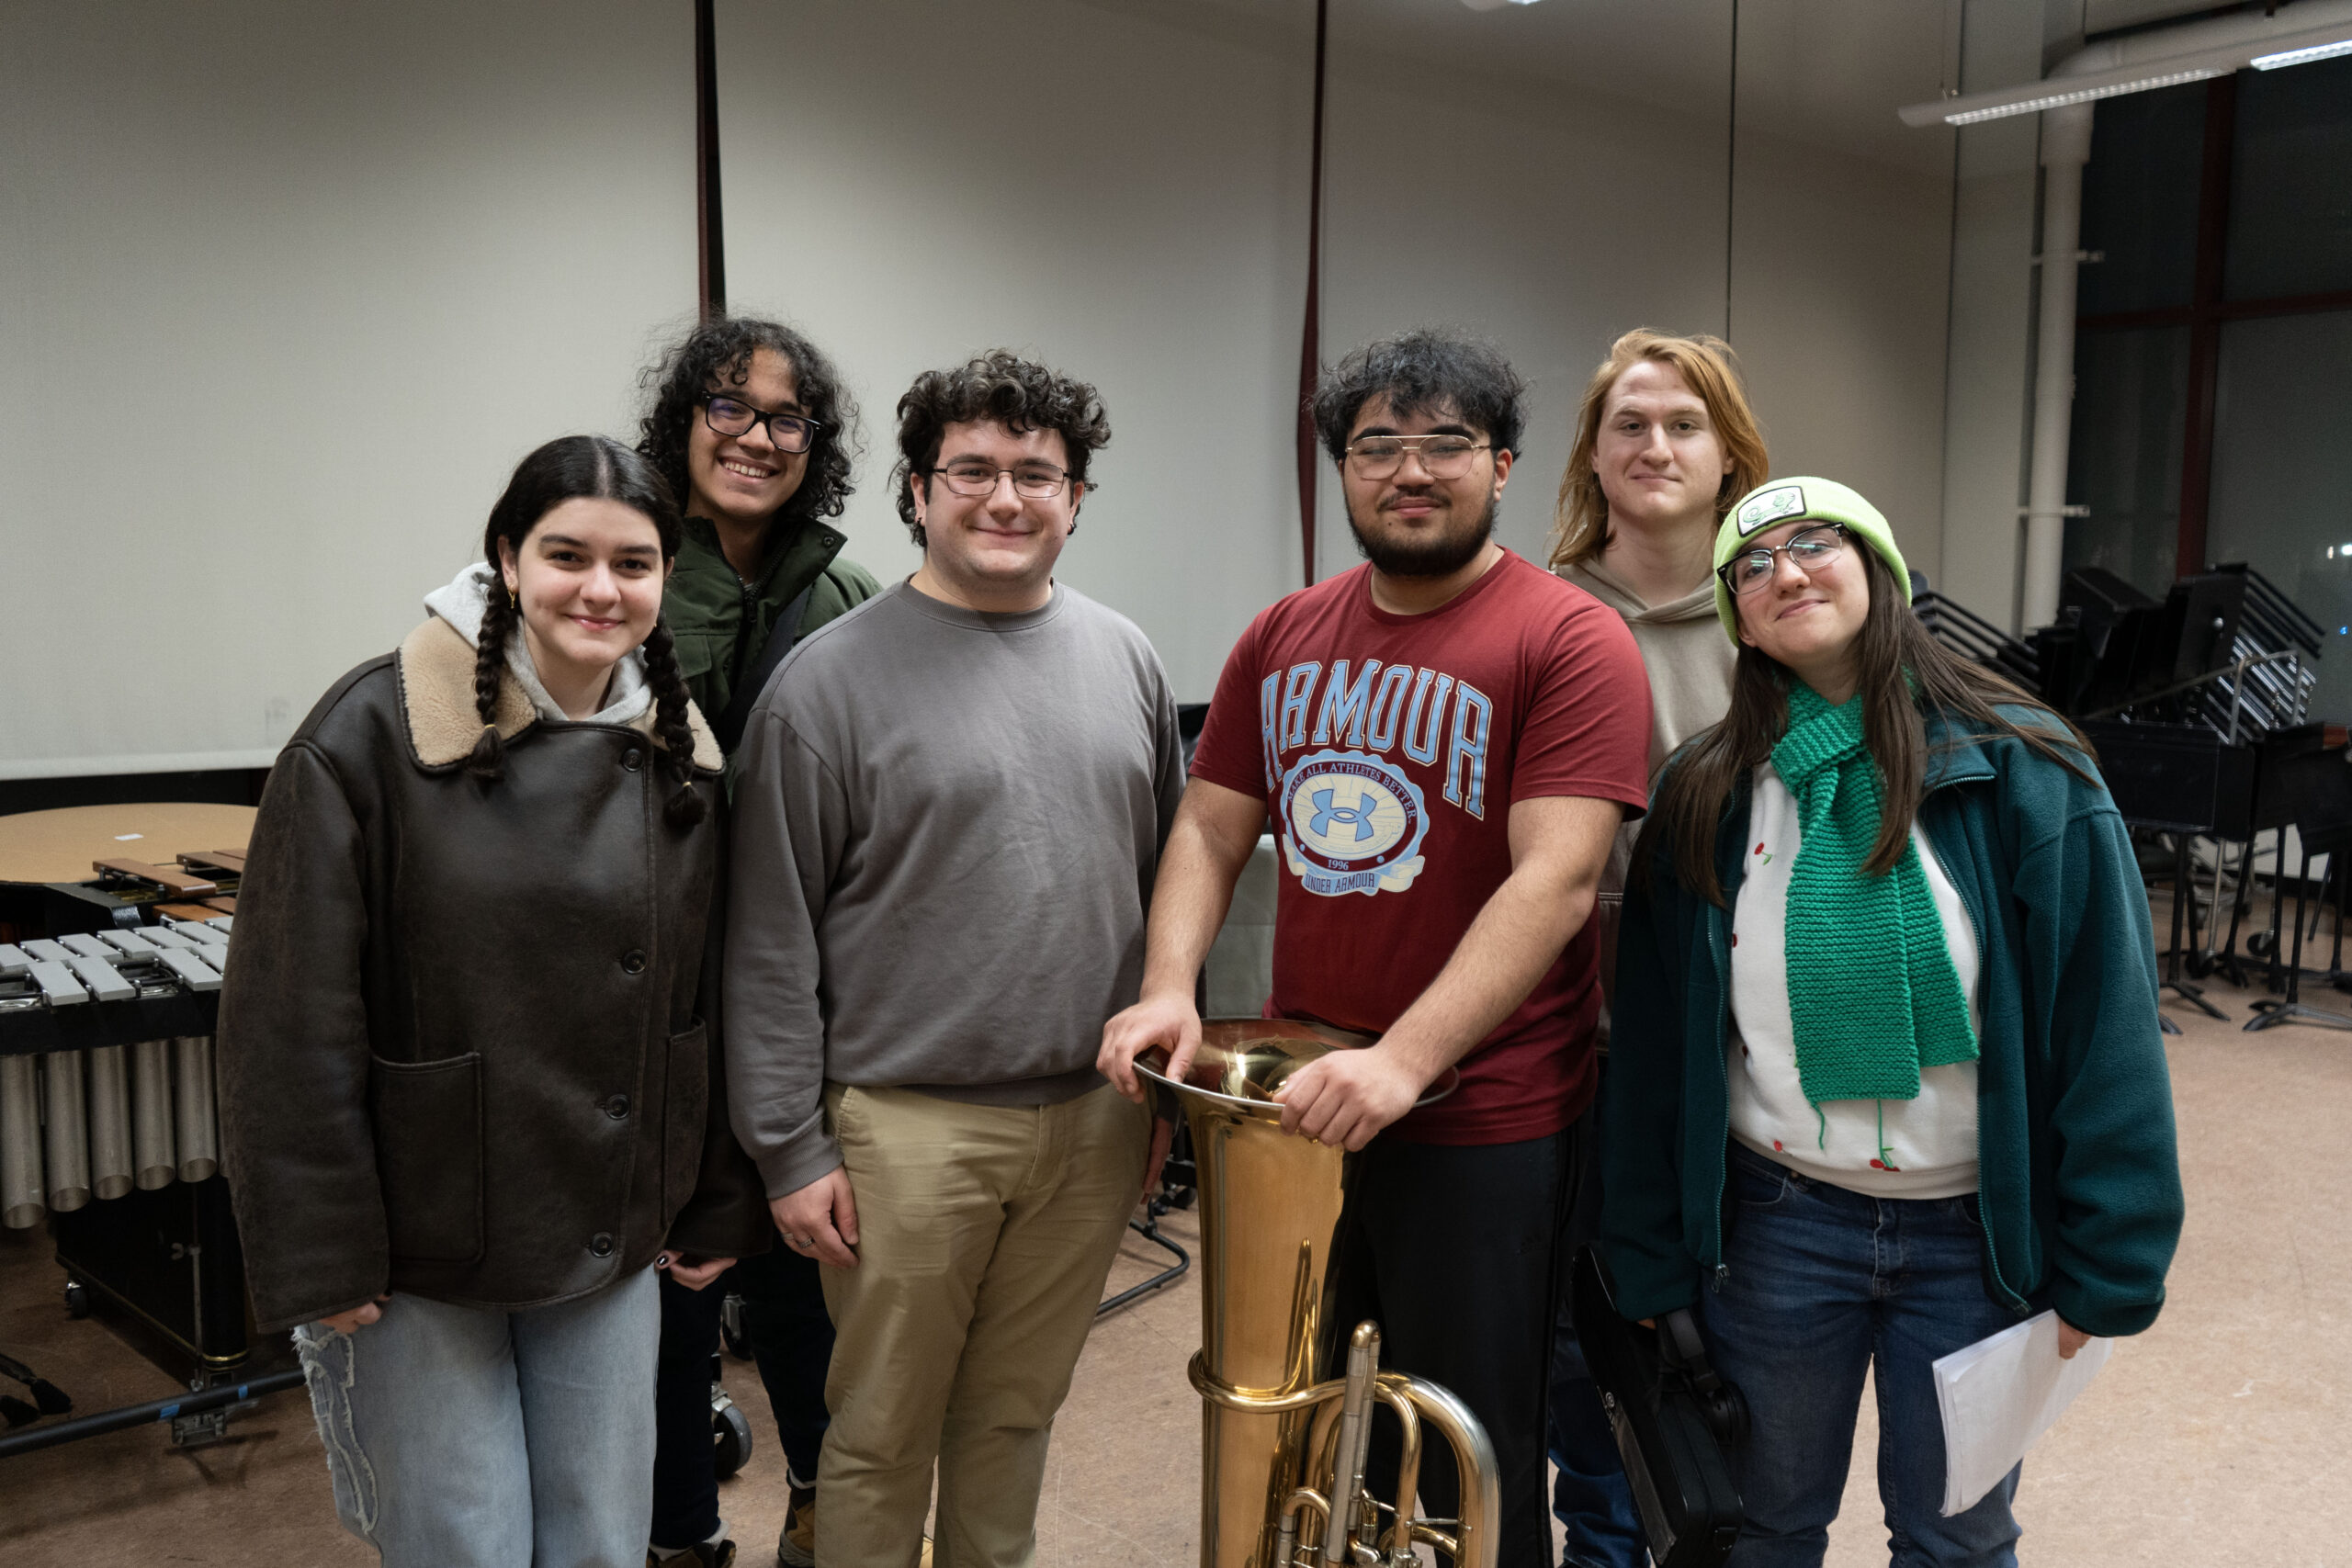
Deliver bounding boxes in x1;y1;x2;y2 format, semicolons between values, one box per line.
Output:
815;1081;1150;1568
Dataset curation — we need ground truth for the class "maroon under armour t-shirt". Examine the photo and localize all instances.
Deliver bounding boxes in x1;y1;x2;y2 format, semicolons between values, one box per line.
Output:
1190;549;1652;1145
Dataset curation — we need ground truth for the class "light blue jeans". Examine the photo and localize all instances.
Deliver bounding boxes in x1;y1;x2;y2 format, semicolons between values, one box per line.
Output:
292;1268;660;1568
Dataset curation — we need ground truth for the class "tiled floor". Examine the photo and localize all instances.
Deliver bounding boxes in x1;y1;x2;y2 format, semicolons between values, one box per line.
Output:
3;964;2347;1565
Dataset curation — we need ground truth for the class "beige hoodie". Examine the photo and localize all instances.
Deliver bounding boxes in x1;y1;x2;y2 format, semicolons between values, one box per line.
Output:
1557;555;1736;777
1559;557;1738;1010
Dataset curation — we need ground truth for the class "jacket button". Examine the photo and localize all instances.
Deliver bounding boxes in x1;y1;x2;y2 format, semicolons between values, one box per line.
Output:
589;1233;615;1258
620;950;648;975
605;1094;630;1120
621;748;643;772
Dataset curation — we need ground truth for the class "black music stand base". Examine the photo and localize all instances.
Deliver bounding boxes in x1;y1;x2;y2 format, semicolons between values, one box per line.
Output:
2245;999;2352;1033
2161;981;2228;1021
2157;1012;2182;1036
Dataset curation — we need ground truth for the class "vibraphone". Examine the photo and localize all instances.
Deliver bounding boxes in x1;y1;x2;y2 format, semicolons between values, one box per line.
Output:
0;840;305;1456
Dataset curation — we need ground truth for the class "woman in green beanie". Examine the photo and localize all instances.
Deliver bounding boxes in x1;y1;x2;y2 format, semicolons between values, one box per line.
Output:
1600;478;2184;1567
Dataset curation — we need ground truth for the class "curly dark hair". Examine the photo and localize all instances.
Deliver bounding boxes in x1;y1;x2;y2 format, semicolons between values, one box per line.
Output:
636;316;859;530
469;435;707;830
1312;329;1528;463
891;351;1112;547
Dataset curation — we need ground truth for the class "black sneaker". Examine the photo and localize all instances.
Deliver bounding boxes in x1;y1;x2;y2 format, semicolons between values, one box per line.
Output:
648;1540;737;1568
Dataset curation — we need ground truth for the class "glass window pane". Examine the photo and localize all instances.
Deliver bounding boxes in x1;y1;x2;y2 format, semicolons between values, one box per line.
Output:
2226;54;2352;302
2064;325;2188;593
2206;309;2352;717
2078;80;2208;316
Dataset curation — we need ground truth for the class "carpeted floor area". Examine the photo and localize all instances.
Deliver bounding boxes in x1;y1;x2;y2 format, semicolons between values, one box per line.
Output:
2;963;2346;1566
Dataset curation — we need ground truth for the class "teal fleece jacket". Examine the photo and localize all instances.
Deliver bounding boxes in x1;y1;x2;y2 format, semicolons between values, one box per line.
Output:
1600;709;2186;1339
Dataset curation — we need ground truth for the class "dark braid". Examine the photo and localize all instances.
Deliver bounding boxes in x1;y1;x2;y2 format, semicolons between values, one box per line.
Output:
640;617;708;829
465;579;516;782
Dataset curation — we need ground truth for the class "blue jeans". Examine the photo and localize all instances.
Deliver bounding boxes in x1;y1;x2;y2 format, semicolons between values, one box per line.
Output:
292;1268;660;1568
1701;1144;2027;1568
1548;1097;1646;1568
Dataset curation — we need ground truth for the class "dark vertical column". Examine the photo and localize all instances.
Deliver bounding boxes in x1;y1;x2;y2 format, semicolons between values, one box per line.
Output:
2175;72;2236;577
1296;0;1329;587
695;0;727;321
1724;0;1739;340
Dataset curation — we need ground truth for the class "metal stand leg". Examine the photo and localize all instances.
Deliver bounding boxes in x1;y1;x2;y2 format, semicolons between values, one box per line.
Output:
2160;836;2227;1024
2246;837;2352;1032
1097;1204;1191;1317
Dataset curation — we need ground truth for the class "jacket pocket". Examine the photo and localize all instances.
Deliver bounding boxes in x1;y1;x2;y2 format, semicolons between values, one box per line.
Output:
663;1021;710;1214
369;1053;484;1264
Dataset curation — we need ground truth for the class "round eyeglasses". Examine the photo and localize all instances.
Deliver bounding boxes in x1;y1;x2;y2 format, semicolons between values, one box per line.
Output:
1343;434;1492;481
931;459;1072;500
703;395;820;454
1719;523;1852;596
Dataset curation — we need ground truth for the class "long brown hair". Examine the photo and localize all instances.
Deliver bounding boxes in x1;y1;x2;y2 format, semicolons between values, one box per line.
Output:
1635;547;2097;907
1549;330;1771;571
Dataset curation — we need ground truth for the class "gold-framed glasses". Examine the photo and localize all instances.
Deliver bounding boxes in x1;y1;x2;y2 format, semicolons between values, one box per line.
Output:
1343;434;1491;480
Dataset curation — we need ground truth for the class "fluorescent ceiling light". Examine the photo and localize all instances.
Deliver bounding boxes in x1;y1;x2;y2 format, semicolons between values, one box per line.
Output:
2252;38;2352;67
1899;19;2352;127
1938;68;2225;123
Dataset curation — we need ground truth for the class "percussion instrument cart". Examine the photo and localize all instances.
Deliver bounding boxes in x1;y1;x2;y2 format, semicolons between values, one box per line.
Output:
0;848;304;1460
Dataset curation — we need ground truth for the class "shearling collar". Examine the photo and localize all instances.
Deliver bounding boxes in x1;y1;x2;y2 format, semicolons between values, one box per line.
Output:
394;617;721;773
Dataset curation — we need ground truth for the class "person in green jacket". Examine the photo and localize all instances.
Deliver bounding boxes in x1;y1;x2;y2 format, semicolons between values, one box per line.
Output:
635;317;881;1568
1601;477;2183;1568
639;317;882;733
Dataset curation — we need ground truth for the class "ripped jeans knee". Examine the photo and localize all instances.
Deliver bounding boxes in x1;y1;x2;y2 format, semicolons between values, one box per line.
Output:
294;1324;381;1545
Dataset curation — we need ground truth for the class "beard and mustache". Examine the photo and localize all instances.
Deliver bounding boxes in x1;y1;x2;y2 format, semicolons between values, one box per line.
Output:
1345;488;1498;579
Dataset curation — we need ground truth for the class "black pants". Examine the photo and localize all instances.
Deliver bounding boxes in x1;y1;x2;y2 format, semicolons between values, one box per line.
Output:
650;1246;838;1549
1324;1122;1576;1568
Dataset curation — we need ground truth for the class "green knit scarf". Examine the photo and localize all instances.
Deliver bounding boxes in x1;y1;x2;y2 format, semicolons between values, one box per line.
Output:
1770;682;1978;1107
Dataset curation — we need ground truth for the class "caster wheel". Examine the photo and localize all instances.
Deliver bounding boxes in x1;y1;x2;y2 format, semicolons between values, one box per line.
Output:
2186;953;2215;980
711;1396;753;1481
719;1292;749;1359
1170;1186;1196;1211
63;1280;90;1320
2249;931;2276;960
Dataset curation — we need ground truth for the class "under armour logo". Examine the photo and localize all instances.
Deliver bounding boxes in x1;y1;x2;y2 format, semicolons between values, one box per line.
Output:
1310;788;1376;842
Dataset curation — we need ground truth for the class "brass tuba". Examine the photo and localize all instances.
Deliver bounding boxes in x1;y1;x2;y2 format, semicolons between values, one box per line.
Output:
1141;1021;1500;1568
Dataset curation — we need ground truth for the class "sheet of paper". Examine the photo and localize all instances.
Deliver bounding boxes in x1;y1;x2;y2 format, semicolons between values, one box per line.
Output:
1934;1308;2111;1516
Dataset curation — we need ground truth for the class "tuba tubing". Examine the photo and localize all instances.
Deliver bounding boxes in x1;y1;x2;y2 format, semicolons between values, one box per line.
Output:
1144;1022;1498;1568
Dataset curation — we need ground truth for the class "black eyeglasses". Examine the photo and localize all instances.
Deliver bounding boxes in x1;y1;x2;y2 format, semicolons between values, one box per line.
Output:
703;395;821;454
1718;524;1852;596
929;459;1073;500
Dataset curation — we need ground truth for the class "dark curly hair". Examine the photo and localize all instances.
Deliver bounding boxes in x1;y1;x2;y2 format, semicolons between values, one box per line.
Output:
636;316;859;531
1312;329;1528;464
891;351;1112;547
469;434;707;830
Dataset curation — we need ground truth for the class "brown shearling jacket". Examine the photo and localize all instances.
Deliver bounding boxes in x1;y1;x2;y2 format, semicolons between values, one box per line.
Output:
218;616;771;1333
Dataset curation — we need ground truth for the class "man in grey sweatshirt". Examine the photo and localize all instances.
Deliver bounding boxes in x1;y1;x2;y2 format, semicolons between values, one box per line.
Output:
724;351;1181;1568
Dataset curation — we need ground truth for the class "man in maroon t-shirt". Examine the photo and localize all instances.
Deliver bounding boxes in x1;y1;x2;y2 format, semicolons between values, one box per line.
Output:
1101;330;1650;1563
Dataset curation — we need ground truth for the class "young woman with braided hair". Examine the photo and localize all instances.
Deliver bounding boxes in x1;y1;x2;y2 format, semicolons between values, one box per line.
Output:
1600;478;2184;1567
218;434;769;1568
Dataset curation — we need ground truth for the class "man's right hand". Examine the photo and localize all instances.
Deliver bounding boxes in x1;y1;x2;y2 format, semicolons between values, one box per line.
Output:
1099;990;1202;1103
771;1168;860;1269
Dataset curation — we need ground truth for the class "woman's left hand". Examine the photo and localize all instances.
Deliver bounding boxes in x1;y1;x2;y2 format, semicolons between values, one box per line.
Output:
2057;1320;2094;1359
657;1253;735;1291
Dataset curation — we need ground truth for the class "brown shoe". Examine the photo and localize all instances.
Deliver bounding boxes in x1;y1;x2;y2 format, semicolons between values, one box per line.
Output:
776;1487;816;1568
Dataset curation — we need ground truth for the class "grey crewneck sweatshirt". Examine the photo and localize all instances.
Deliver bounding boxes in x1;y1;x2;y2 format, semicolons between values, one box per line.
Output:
723;581;1183;1198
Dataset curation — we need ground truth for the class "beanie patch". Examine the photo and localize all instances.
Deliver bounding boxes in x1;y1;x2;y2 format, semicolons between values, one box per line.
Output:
1736;483;1809;536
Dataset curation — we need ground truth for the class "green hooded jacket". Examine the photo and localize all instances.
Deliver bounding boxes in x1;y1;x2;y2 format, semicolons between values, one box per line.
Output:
1600;708;2185;1340
663;513;882;727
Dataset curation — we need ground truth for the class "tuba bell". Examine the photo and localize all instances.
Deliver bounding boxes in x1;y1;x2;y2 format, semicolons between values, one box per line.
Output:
1141;1021;1500;1568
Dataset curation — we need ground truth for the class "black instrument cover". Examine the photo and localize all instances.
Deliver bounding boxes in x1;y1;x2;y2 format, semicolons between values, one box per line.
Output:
1570;1246;1746;1568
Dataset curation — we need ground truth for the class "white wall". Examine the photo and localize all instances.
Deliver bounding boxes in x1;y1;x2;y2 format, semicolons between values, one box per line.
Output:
1;1;697;777
715;0;1314;702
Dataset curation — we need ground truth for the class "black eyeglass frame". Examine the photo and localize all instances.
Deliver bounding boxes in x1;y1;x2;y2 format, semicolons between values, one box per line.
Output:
1717;522;1854;597
701;395;823;455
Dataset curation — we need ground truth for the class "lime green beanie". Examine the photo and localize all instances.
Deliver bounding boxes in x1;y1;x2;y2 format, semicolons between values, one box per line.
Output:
1713;477;1910;645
